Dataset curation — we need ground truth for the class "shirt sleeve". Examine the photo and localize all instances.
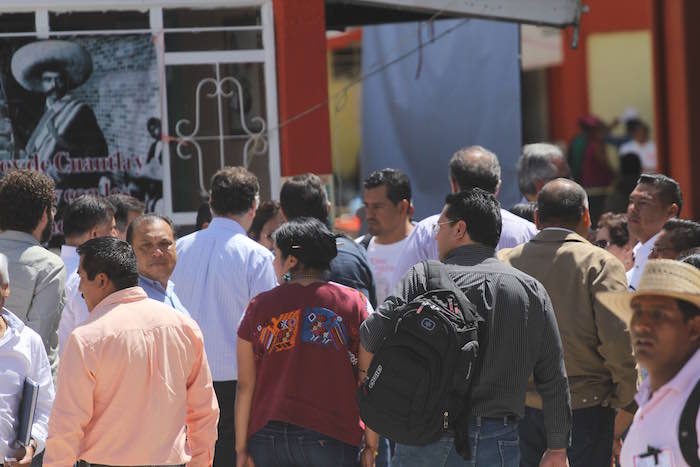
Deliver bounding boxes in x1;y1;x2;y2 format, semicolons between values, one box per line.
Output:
184;324;219;467
360;263;426;352
44;334;95;467
57;277;79;356
389;218;437;291
29;334;55;455
248;251;277;302
25;261;65;375
237;300;256;342
532;292;572;450
591;257;638;409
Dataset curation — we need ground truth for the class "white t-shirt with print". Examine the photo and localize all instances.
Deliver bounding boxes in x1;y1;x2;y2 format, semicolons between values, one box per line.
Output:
364;236;410;305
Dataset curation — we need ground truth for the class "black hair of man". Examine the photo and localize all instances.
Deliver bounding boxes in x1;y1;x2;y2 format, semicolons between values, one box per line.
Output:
637;173;683;216
63;195;116;239
448;146;501;194
126;213;175;245
363;168;412;205
196;202;212;230
274;217;338;271
210;166;260;217
0;169;55;233
681;253;700;270
536;179;588;228
249;200;280;241
662;218;700;253
279;173;329;225
108;194;145;234
509;202;536;223
678;298;700;322
444;188;502;249
77;237;139;290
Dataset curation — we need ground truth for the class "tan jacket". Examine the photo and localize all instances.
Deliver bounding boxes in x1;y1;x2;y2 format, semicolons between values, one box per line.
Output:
499;229;637;411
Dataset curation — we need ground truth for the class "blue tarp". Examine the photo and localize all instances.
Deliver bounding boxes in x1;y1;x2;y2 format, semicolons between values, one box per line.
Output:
361;19;522;219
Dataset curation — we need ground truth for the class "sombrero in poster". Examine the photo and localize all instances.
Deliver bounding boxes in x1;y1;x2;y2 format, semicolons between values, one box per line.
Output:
10;40;93;92
597;259;700;324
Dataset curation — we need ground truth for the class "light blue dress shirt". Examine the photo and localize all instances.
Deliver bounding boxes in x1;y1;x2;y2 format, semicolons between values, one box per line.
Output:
138;275;191;318
171;217;277;381
389;209;538;290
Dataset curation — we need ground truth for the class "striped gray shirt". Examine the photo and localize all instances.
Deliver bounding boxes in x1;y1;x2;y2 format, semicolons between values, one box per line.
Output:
360;244;572;449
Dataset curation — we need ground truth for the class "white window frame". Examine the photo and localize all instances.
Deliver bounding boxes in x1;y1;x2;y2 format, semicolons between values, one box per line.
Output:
0;1;281;226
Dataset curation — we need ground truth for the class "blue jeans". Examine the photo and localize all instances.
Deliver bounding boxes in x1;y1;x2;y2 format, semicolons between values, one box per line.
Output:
519;405;615;467
248;421;359;467
391;417;520;467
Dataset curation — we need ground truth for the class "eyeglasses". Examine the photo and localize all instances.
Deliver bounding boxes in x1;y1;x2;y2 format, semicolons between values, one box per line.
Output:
594;239;609;249
432;220;454;234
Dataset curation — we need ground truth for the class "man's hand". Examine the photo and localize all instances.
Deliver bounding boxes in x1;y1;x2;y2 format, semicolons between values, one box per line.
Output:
360;446;377;467
614;410;634;439
540;448;569;467
235;451;255;467
5;441;34;466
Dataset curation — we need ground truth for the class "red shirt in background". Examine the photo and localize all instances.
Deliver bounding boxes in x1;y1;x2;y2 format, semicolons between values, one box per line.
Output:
238;281;370;447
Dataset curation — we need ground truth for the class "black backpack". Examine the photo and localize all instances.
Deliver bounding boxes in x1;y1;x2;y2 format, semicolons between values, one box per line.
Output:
357;260;484;459
679;377;700;467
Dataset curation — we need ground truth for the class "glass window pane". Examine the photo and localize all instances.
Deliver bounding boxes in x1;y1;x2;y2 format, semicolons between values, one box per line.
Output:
0;13;35;33
165;62;270;212
163;7;262;52
164;30;262;52
163;8;260;29
49;11;150;31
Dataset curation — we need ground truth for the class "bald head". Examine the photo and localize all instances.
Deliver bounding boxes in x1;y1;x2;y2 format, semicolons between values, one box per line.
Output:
448;145;501;194
536;179;590;232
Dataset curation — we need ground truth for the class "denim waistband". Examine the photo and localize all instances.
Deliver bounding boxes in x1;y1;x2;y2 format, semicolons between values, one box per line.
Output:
472;415;518;427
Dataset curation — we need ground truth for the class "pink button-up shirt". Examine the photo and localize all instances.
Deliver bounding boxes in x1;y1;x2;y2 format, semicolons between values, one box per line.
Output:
621;348;700;467
44;287;219;467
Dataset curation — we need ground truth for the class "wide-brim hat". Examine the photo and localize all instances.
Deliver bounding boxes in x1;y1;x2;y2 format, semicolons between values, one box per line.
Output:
10;40;92;92
597;259;700;323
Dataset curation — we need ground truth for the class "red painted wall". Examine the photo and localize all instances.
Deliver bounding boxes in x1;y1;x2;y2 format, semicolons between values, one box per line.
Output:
273;0;333;176
547;0;653;143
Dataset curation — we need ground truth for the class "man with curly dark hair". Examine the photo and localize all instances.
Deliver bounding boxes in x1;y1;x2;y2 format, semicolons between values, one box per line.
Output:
0;169;66;377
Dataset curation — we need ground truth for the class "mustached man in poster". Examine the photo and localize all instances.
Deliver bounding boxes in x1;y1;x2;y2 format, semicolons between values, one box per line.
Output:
11;40;108;175
0;35;163;238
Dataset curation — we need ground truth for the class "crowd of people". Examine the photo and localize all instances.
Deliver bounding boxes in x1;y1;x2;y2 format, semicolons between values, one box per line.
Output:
0;140;698;467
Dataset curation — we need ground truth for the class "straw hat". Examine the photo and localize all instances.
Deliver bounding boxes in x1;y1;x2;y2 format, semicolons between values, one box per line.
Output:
597;259;700;323
10;40;93;93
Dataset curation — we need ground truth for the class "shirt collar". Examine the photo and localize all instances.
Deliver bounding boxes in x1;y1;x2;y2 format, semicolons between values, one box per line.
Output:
139;275;172;293
208;217;246;234
541;227;576;234
0;307;24;336
635;348;700;406
0;230;39;246
443;244;496;266
60;244;78;260
89;287;149;320
634;231;661;257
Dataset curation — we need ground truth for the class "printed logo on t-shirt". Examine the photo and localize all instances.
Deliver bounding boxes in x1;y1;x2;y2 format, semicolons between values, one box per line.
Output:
301;307;348;350
258;309;300;353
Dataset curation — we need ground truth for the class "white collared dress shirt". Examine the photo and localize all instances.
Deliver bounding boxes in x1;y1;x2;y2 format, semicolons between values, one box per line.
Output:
59;245;79;279
172;217;277;381
626;232;661;291
0;308;54;460
56;272;88;355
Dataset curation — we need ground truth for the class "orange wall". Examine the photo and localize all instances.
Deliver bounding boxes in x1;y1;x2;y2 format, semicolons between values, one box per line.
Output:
547;0;653;142
273;0;333;176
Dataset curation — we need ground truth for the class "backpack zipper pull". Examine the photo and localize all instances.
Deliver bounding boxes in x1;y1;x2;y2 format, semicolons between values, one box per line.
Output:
443;411;449;429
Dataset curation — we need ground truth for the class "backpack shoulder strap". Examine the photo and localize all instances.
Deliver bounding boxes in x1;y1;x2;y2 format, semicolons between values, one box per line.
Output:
422;260;479;323
679;377;700;467
359;235;373;250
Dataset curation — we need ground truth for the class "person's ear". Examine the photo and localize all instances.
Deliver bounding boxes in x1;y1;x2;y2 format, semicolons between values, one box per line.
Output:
455;220;467;239
0;284;9;299
494;180;502;198
449;178;459;194
533;209;542;230
399;199;410;216
581;207;592;231
280;209;289;222
668;203;679;219
688;315;700;346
